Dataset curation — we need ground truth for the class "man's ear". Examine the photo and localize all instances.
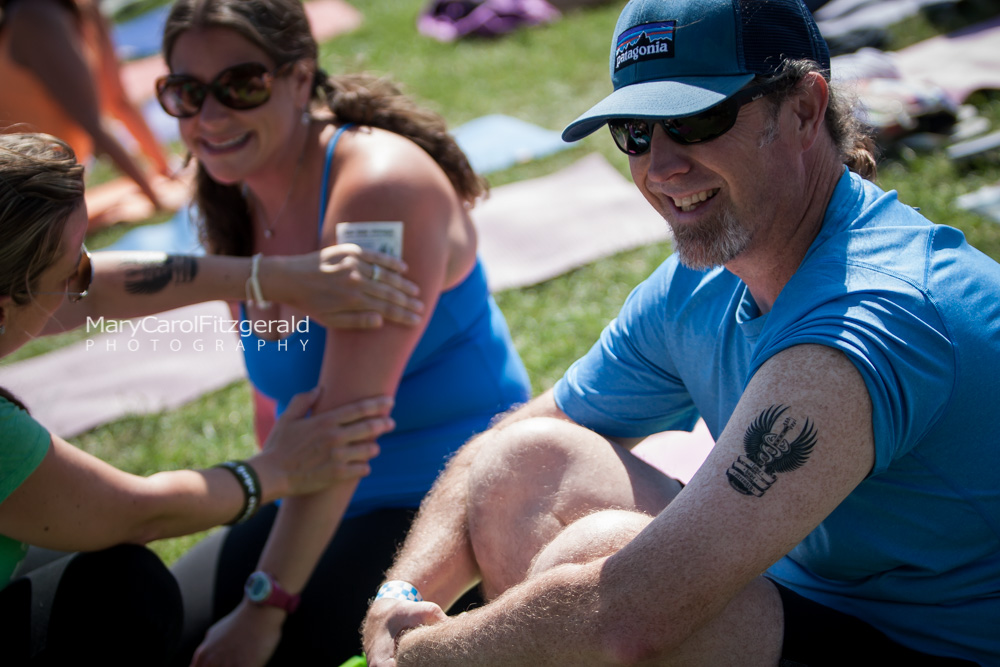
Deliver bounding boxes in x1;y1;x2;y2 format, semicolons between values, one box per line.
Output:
788;71;830;152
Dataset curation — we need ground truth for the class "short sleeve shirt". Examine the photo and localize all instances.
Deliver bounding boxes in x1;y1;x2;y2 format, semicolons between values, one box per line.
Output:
0;396;51;588
553;169;1000;664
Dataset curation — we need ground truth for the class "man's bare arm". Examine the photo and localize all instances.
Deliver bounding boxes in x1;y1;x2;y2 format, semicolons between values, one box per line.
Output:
394;344;875;665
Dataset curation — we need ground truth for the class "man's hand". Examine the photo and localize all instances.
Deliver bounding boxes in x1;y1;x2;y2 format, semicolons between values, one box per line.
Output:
363;598;448;667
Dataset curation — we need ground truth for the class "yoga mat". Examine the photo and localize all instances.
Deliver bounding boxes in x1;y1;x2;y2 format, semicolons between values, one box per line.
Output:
105;205;203;254
1;153;671;436
632;420;715;485
815;0;959;41
452;114;571;175
112;4;170;61
472;152;670;291
957;182;1000;223
0;301;246;438
893;16;1000;105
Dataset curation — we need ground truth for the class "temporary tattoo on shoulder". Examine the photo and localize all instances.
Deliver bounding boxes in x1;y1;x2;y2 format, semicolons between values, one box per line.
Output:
124;256;198;295
726;404;817;497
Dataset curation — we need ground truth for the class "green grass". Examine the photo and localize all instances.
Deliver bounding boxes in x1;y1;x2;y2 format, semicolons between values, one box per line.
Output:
19;1;1000;565
74;380;259;561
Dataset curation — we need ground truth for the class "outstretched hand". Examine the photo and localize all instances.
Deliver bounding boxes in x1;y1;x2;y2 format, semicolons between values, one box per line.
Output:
363;597;448;667
251;387;395;499
269;244;424;329
190;601;284;667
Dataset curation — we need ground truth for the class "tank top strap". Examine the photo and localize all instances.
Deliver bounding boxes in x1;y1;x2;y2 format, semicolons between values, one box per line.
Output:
318;123;354;241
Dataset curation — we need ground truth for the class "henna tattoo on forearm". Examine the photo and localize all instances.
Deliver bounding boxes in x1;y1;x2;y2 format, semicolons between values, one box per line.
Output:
123;256;199;295
726;404;817;497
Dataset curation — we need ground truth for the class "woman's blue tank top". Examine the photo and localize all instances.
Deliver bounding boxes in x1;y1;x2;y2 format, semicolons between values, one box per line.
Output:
240;125;530;517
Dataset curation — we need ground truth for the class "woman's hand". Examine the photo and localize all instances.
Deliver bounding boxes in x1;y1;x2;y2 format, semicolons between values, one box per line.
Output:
264;244;424;329
250;387;395;501
191;601;284;667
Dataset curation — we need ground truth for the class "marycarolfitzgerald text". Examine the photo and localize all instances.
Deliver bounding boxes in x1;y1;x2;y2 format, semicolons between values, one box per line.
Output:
83;314;310;353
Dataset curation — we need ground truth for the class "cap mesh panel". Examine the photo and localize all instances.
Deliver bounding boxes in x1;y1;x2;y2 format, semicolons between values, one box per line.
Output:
738;0;827;75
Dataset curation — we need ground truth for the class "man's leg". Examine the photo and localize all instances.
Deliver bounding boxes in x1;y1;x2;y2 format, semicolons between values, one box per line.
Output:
466;417;682;598
528;508;785;667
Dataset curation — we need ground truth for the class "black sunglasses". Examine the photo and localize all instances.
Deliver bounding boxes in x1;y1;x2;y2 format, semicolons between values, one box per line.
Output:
607;84;773;155
35;245;92;303
155;62;294;119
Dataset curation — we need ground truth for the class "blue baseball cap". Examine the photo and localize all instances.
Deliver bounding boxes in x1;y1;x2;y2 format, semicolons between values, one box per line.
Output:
562;0;830;142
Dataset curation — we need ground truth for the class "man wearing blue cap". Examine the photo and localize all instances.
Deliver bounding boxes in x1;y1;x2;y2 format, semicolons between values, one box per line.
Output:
362;1;1000;664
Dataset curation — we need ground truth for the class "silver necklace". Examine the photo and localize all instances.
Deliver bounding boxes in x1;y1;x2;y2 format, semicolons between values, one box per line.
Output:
256;147;306;240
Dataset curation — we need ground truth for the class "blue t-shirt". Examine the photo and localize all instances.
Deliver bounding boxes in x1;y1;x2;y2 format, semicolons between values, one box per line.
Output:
0;396;50;588
554;169;1000;664
242;126;531;517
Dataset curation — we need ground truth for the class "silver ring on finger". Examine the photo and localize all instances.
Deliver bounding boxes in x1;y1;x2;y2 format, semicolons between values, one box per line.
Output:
372;264;383;283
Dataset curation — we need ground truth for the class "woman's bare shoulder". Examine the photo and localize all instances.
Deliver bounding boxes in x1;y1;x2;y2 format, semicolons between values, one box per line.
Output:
330;125;458;215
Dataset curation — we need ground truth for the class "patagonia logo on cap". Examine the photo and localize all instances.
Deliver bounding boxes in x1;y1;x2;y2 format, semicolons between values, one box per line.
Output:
614;21;676;72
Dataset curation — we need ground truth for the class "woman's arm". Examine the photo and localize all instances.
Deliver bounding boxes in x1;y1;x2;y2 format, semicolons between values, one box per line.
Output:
0;389;395;551
44;245;422;334
192;129;471;666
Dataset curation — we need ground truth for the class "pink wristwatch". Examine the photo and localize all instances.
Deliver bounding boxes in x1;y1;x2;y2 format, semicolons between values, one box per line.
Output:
244;571;301;613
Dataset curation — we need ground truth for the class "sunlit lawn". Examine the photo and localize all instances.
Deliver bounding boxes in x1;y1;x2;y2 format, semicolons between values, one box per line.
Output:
11;0;1000;564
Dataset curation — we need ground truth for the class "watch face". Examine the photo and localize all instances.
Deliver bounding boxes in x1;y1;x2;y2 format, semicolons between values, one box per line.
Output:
245;572;273;602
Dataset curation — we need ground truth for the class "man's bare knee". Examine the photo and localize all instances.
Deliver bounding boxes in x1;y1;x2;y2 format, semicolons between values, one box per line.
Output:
467;418;579;499
466;418;617;595
528;509;653;578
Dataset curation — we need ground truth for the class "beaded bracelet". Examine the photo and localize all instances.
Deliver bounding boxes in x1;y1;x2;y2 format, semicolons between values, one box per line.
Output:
375;580;423;603
215;460;262;525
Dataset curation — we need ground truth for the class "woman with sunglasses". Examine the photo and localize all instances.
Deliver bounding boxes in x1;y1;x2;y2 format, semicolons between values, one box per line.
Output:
0;132;401;665
157;0;531;664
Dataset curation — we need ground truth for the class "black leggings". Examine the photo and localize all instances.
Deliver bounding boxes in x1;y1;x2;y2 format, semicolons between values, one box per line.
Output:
171;503;484;666
0;544;183;666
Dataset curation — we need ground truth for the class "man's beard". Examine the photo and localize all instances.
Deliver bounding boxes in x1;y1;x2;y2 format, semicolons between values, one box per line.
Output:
669;207;753;270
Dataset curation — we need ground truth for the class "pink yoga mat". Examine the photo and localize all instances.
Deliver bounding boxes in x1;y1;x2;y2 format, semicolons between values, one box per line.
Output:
632;421;715;485
894;16;1000;104
0;302;245;437
473;153;670;291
